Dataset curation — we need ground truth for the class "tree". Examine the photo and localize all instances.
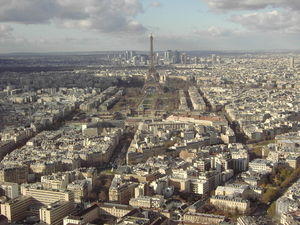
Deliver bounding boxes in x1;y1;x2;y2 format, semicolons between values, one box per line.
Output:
280;168;293;180
99;191;108;201
187;195;194;204
261;187;279;203
268;201;276;217
253;147;262;157
233;207;239;216
280;165;300;188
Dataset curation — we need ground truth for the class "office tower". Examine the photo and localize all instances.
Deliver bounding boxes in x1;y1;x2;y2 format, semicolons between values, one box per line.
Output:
130;51;136;59
140;55;146;65
132;56;138;66
212;54;216;64
154;52;159;64
165;50;172;60
171;55;176;64
181;53;187;64
290;57;294;68
125;51;130;60
194;56;198;64
174;50;180;63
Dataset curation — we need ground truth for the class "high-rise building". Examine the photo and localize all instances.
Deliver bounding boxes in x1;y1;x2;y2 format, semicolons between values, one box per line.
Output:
125;51;130;60
140;55;146;65
212;54;216;64
130;51;136;59
181;53;187;64
132;56;138;66
0;182;19;200
194;57;198;64
39;200;76;225
290;57;295;68
165;50;172;60
174;50;180;63
154;52;159;64
1;196;32;223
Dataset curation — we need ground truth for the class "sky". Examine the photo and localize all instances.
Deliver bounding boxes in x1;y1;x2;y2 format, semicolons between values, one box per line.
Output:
0;0;300;53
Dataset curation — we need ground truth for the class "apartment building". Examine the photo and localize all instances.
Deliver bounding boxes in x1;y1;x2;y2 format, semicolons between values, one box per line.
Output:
39;200;76;225
248;159;274;173
210;195;250;213
21;186;74;206
129;195;164;209
109;182;138;205
67;180;89;203
99;203;135;221
183;212;225;225
0;196;32;223
0;182;19;199
0;166;28;184
63;203;99;225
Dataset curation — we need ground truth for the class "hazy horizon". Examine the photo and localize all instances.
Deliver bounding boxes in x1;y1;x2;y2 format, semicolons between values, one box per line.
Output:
1;0;300;54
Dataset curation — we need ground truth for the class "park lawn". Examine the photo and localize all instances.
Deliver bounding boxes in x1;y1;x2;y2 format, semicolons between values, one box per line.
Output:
143;100;152;104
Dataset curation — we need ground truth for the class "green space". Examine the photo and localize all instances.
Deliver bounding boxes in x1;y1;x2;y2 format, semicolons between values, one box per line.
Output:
142;104;151;109
146;94;154;98
252;140;275;157
105;170;115;174
258;165;300;217
142;99;152;105
108;79;193;112
253;140;275;147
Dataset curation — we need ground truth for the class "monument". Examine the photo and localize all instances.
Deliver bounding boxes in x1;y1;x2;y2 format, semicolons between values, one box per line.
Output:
141;34;164;93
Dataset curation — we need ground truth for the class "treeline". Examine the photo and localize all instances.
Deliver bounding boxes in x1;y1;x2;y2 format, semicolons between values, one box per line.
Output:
264;164;300;217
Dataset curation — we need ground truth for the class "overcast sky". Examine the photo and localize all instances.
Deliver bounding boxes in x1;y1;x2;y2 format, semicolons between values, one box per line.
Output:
0;0;300;53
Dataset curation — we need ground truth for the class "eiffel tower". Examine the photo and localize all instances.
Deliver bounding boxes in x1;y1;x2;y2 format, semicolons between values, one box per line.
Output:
141;34;163;93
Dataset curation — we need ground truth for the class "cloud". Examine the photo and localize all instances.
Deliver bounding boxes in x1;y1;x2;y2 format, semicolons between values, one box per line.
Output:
0;24;13;37
0;0;147;34
0;0;57;24
151;1;162;8
201;0;300;35
192;26;246;37
228;10;300;33
202;0;300;13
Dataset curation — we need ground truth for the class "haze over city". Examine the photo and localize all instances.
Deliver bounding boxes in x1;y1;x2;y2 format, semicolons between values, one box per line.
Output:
1;1;300;225
1;0;300;53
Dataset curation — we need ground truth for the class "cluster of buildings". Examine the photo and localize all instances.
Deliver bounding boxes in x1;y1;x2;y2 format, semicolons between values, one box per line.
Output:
276;179;300;224
0;51;299;224
0;126;122;184
0;166;97;224
0;85;123;166
0;54;110;68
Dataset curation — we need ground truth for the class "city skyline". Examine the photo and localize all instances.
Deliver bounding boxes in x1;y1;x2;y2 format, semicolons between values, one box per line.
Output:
0;0;300;53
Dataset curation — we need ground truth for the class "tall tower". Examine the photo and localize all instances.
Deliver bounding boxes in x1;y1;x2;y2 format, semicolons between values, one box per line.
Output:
148;34;158;79
150;34;154;70
290;57;294;68
141;35;163;93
